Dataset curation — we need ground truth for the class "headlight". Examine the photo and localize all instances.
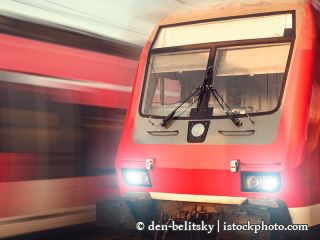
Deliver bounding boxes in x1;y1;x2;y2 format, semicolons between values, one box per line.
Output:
122;168;151;187
241;172;281;192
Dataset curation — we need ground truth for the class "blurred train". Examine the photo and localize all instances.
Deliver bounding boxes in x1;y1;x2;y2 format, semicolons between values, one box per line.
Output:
97;0;320;239
0;15;139;238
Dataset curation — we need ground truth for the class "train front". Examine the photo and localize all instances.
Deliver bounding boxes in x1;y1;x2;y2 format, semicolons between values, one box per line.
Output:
110;2;320;239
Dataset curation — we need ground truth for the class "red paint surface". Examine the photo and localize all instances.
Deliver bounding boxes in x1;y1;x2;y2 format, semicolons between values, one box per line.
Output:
0;33;137;109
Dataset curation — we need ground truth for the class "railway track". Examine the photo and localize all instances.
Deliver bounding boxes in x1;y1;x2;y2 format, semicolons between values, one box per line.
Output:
1;223;219;240
5;222;319;240
2;223;144;240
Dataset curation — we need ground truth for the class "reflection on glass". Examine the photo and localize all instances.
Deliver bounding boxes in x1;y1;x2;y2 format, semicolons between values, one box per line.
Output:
142;43;290;117
142;49;210;116
154;13;293;48
212;43;290;115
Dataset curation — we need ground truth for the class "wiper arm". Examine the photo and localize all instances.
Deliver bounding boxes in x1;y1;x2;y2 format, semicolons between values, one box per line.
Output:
161;86;201;127
161;63;242;127
196;65;214;112
209;87;243;127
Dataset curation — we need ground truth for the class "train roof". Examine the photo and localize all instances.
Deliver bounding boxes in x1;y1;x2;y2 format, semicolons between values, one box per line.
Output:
144;0;320;48
158;0;307;26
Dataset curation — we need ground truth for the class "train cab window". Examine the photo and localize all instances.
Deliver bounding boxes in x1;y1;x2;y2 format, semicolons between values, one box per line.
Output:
151;78;182;107
153;13;292;48
141;12;294;119
212;43;291;115
142;43;290;118
142;49;210;116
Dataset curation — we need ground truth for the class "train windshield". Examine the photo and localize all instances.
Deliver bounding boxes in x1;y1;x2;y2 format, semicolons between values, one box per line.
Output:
141;13;293;118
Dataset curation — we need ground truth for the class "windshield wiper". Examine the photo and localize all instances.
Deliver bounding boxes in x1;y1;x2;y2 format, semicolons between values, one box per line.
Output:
196;65;213;112
209;87;243;127
161;64;242;127
161;64;214;127
161;66;213;127
195;64;242;127
161;86;201;127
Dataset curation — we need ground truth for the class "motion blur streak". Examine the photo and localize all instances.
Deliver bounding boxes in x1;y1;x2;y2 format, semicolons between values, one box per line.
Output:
0;17;138;237
0;71;132;92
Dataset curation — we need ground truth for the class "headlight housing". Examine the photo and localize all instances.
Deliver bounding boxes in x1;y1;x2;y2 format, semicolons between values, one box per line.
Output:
122;168;151;187
241;172;281;192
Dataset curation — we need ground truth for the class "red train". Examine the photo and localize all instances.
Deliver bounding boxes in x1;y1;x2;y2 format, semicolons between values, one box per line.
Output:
0;16;138;238
99;0;320;239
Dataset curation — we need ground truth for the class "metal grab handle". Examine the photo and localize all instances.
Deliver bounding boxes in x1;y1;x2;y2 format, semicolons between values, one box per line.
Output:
218;130;255;136
147;130;179;136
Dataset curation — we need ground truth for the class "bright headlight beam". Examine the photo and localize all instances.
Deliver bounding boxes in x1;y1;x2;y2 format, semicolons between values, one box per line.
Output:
124;171;144;185
122;169;151;187
241;172;281;192
261;176;279;191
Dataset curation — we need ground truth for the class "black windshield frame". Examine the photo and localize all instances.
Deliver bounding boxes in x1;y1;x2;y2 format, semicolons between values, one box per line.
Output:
138;10;296;120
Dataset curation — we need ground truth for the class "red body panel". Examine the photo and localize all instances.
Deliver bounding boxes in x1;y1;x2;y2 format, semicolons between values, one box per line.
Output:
0;33;137;109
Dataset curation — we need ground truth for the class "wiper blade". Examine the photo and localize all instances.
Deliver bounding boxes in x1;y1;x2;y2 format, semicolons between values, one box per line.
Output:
196;65;214;112
161;63;242;127
209;87;243;127
161;86;201;127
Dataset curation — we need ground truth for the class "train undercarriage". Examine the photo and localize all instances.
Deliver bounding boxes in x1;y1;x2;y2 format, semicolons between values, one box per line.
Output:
96;193;303;240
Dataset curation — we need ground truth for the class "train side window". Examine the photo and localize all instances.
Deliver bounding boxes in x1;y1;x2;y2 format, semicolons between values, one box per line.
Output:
0;82;80;181
0;81;126;181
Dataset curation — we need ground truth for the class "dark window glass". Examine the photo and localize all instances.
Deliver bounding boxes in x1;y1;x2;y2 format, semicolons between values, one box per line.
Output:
0;81;125;182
